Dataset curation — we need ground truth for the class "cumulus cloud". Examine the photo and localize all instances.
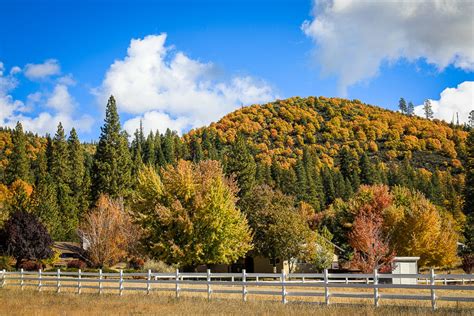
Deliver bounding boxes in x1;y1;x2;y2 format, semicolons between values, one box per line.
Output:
0;61;93;134
123;111;189;137
96;34;276;134
24;59;61;80
46;84;76;113
302;0;474;95
414;81;473;124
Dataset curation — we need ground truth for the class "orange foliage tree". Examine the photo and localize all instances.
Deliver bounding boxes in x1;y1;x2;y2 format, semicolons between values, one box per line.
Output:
79;195;136;268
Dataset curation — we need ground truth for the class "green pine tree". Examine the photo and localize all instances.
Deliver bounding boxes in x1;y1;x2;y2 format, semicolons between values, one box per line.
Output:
154;130;166;167
226;134;257;198
464;129;474;215
162;128;176;164
359;153;377;185
399;98;407;114
423;99;434;119
144;131;155;166
407;101;415;116
5;122;31;184
92;95;132;200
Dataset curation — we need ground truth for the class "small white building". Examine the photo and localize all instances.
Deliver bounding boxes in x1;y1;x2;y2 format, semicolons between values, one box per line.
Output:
391;256;420;284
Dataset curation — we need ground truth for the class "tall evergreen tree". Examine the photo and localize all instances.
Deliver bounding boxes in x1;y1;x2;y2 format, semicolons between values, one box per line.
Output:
162;128;176;164
154;130;166;167
359;153;377;185
398;98;407;114
190;137;203;163
322;166;336;206
226;134;256;198
423;99;434;119
5;122;31;184
144;131;155;166
50;123;77;240
407;101;415;116
67;128;84;195
68;128;88;215
92;96;132;200
464;128;474;215
294;158;308;202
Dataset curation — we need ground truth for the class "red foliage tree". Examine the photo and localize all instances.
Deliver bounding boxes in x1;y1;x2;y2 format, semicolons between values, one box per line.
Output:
348;186;395;273
349;211;395;273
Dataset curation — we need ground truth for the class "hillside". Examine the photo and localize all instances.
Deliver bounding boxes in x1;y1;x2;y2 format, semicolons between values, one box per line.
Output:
186;96;468;171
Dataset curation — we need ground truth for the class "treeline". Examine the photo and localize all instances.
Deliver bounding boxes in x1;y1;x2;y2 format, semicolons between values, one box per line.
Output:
0;95;473;272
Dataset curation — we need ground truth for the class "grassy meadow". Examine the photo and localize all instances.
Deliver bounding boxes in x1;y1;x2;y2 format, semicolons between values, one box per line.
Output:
0;287;473;316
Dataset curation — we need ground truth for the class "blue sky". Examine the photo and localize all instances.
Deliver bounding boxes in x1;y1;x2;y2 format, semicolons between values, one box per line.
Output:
0;0;472;140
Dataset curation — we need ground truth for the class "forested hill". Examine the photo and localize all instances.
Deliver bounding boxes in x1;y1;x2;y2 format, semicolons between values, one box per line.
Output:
0;96;471;242
184;96;469;218
186;96;468;171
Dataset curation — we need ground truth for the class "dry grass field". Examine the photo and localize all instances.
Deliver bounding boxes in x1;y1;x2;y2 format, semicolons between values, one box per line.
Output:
0;287;473;316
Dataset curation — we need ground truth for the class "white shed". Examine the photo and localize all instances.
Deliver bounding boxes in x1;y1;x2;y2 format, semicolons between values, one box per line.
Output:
391;256;420;284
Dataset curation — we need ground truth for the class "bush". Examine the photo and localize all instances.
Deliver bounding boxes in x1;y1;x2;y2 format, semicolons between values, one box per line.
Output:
19;260;43;271
0;256;14;271
67;260;86;270
143;259;176;273
461;254;473;274
128;257;145;270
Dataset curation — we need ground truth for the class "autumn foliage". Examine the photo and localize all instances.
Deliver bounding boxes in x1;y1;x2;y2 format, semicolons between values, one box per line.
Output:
132;160;252;269
79;195;135;268
347;185;395;273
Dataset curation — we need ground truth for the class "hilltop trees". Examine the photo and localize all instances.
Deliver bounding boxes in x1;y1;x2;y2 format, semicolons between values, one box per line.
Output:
132;160;252;269
398;98;407;114
423;99;434;119
92;96;132;200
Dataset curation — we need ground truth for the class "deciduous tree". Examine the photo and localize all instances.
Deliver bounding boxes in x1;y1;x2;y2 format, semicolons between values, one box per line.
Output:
132;160;252;269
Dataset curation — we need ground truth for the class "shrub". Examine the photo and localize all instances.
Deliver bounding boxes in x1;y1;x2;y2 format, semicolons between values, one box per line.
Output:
143;259;176;273
67;260;86;270
0;256;14;271
128;257;145;270
461;254;473;274
19;260;43;271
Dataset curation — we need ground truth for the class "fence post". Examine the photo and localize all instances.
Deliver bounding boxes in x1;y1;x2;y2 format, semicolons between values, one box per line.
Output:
56;269;61;293
324;269;330;305
147;269;151;295
20;268;24;290
119;269;123;296
1;269;5;288
281;270;287;304
175;269;180;298
99;269;103;295
242;269;247;302
430;268;436;310
38;269;42;292
207;269;212;301
373;269;379;307
77;269;82;294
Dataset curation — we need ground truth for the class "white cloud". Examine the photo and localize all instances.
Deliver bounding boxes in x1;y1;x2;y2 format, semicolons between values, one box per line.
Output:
96;34;276;134
24;59;61;80
414;81;474;124
0;61;93;135
46;84;76;113
123;111;189;137
302;0;474;95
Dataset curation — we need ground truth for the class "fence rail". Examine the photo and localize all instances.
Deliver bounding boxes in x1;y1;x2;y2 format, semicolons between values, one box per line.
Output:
1;268;473;310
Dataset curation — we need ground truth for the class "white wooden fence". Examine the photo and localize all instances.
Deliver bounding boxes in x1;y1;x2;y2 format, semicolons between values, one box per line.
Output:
1;269;473;310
